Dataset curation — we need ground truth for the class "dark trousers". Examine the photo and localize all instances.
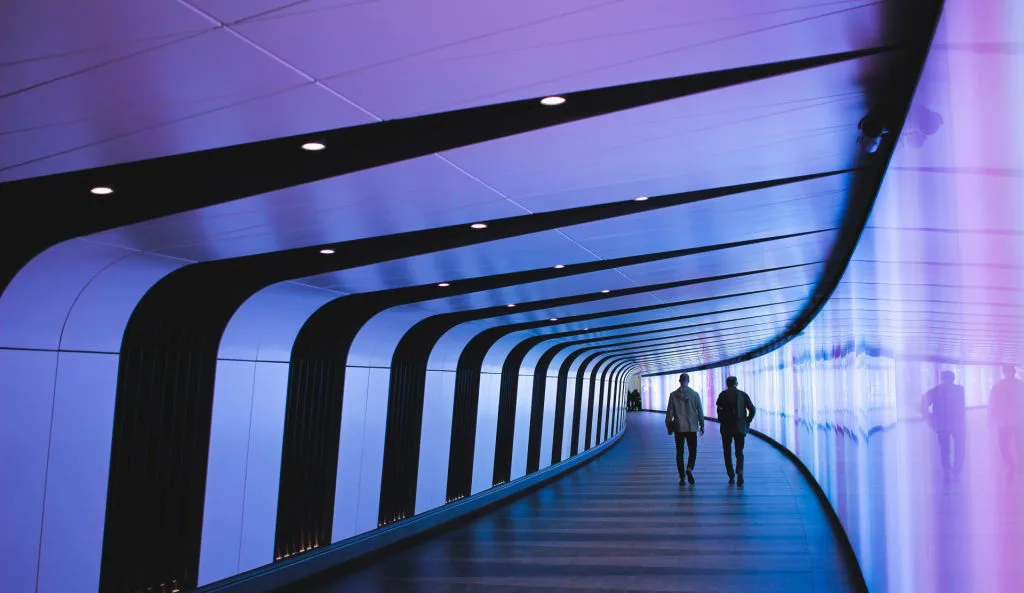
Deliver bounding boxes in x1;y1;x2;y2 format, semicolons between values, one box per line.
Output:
674;432;698;477
936;429;965;476
998;427;1021;472
722;433;746;477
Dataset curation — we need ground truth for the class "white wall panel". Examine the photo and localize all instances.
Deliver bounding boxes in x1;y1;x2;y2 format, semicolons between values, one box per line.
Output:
200;360;256;585
219;283;338;362
332;366;370;542
0;349;58;593
415;370;456;513
539;376;558;470
480;332;526;374
355;368;391;533
59;253;187;353
36;352;119;593
561;373;575;461
238;362;289;571
576;367;591;453
0;240;135;350
427;322;491;371
471;373;501;494
348;307;432;368
509;374;533;481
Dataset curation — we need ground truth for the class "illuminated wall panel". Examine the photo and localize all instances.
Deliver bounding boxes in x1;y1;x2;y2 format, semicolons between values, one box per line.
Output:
644;3;1024;589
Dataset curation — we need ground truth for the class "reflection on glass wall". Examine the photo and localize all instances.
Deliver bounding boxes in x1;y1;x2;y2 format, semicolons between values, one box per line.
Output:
644;0;1024;591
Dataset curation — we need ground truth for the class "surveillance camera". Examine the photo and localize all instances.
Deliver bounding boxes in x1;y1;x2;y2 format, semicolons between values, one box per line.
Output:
857;106;892;154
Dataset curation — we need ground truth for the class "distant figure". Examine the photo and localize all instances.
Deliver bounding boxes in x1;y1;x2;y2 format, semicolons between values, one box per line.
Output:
628;389;642;411
716;376;756;486
922;370;966;482
989;364;1024;478
666;373;705;484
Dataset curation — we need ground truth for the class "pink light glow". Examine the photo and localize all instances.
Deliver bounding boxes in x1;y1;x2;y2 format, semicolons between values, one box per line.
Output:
644;1;1024;590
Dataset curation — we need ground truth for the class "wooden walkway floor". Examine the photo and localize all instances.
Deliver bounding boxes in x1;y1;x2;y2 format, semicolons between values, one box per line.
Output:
285;412;862;593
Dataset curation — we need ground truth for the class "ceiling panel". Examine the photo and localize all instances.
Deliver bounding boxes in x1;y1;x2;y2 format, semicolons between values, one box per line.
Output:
229;0;885;118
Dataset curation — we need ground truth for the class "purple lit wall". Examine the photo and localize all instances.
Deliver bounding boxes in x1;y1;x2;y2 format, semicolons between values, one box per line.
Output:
645;2;1024;590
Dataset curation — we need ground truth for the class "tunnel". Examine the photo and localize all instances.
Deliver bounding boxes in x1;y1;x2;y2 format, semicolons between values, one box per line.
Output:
1;0;1022;591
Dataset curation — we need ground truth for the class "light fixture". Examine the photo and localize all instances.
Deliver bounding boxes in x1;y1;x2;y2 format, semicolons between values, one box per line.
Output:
438;282;450;287
540;96;566;106
90;186;113;195
550;318;559;322
634;196;649;201
470;222;488;229
319;248;335;255
506;304;516;308
301;142;326;151
553;264;565;269
601;289;611;293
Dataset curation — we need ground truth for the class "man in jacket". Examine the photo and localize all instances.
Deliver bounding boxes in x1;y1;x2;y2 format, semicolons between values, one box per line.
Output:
922;370;966;482
716;376;756;485
666;373;705;484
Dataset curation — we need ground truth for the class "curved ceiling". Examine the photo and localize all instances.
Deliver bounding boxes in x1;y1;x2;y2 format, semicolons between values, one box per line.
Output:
1;0;943;374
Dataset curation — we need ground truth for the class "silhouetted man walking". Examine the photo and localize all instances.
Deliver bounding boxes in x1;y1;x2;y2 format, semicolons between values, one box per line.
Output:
666;373;704;484
716;376;756;485
922;370;966;482
989;364;1024;479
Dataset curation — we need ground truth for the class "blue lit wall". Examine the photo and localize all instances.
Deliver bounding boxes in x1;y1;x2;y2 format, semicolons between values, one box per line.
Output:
645;1;1024;590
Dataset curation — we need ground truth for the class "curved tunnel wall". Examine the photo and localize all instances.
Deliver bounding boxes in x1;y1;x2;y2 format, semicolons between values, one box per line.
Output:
644;2;1024;589
0;247;627;593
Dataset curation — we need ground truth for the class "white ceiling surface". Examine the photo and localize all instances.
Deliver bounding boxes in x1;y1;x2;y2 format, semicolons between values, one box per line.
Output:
0;0;893;369
1;0;884;180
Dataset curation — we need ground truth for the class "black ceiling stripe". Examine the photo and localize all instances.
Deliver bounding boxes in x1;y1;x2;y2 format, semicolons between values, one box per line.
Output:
641;0;945;377
0;44;887;292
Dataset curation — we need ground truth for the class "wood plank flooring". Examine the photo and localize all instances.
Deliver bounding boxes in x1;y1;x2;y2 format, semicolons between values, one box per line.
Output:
283;412;861;592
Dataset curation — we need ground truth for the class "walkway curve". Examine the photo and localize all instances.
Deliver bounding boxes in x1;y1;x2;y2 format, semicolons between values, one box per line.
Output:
284;412;861;592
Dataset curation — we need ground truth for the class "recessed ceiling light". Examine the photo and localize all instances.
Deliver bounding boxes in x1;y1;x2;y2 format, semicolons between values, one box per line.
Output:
319;248;335;255
601;289;611;293
553;264;565;269
470;222;488;229
301;142;326;151
90;186;113;195
507;304;516;308
634;196;649;201
438;282;450;287
540;96;566;106
550;318;559;322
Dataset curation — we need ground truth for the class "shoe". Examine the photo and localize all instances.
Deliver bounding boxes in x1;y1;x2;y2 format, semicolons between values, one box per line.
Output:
728;475;735;484
737;474;744;486
679;477;685;485
686;470;695;485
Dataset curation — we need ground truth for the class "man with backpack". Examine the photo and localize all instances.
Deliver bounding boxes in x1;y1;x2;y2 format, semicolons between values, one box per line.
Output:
666;373;705;484
716;376;756;485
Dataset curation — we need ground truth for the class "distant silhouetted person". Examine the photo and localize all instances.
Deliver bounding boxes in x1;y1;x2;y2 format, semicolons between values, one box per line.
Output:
989;364;1024;478
716;376;756;485
666;373;704;484
628;389;642;411
922;370;966;482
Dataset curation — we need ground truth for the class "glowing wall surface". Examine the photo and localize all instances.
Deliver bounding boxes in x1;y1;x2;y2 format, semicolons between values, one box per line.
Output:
645;1;1024;591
